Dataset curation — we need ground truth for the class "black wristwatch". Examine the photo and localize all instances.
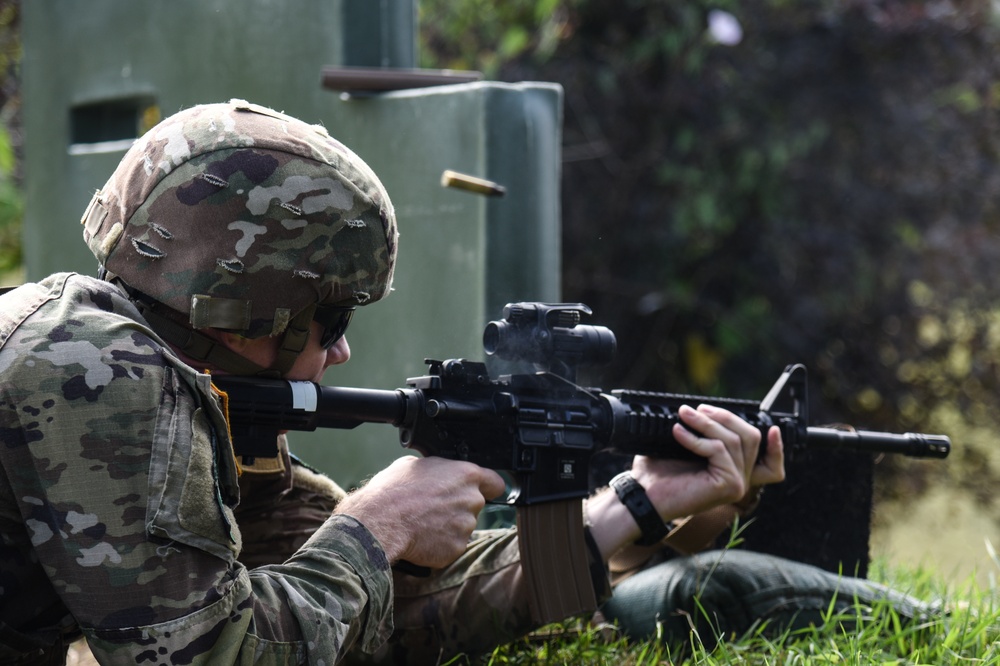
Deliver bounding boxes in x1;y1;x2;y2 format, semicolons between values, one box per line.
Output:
609;471;670;546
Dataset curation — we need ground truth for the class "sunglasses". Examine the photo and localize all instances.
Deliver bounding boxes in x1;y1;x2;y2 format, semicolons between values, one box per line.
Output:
313;305;355;349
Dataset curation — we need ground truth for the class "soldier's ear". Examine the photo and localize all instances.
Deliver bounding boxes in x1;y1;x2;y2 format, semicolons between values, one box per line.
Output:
218;331;255;354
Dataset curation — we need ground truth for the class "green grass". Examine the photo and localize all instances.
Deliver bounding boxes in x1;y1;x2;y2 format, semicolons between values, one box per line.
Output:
466;559;1000;665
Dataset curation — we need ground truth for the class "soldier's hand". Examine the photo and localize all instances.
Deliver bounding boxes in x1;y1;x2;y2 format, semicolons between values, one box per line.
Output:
630;404;784;519
586;404;784;559
336;456;505;569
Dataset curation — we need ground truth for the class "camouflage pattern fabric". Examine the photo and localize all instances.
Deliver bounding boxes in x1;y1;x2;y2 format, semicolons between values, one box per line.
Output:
234;445;537;665
355;529;531;665
0;273;393;664
235;439;348;571
81;99;398;339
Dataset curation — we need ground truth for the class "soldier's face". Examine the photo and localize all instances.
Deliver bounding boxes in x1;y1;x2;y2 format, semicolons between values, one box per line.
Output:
290;322;351;382
218;321;351;382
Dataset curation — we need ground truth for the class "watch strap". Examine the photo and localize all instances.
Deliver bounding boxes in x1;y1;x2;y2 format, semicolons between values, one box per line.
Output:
609;471;670;546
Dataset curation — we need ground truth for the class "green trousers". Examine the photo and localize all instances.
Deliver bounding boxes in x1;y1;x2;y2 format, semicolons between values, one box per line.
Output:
602;549;934;648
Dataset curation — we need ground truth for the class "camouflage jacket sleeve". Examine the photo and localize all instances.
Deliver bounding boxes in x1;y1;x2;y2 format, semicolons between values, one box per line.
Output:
0;273;393;664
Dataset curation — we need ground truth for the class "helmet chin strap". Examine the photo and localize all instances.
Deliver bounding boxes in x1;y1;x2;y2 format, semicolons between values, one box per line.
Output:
111;276;313;377
258;305;315;377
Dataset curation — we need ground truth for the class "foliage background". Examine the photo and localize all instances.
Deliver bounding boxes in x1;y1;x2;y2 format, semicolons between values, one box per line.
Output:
421;0;1000;579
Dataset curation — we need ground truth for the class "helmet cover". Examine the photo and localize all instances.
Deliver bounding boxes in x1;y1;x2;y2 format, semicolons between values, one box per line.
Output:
82;99;398;339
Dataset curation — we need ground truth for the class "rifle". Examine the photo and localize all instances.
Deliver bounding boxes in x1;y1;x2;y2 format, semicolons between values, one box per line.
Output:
212;302;950;622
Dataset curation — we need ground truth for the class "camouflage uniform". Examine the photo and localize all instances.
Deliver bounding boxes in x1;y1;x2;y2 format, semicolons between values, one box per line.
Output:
0;273;395;664
234;445;533;665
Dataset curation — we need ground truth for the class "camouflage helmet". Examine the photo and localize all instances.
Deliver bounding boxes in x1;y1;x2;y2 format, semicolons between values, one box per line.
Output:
83;99;398;336
81;99;398;373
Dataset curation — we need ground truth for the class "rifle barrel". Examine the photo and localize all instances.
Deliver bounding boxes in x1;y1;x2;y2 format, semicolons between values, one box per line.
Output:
805;427;950;458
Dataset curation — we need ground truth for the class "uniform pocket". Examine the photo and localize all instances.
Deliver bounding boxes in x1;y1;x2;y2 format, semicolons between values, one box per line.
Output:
146;367;241;560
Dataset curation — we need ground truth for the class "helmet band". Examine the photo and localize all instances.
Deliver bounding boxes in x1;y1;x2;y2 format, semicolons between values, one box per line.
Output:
190;295;252;330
